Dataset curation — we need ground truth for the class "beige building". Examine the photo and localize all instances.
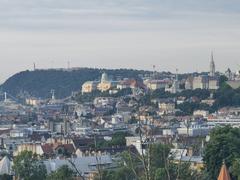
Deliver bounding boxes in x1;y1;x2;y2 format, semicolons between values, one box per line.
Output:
97;82;112;92
82;81;99;94
97;72;113;92
227;80;240;89
82;73;114;93
192;76;209;89
144;80;169;91
14;143;44;156
209;78;219;90
193;110;209;117
159;101;175;114
185;76;194;90
25;98;40;106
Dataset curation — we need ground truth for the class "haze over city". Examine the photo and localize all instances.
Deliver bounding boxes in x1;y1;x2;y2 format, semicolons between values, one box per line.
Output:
1;0;240;82
2;1;240;179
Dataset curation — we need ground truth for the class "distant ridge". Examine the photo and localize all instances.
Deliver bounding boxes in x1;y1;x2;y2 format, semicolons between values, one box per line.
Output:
0;68;149;99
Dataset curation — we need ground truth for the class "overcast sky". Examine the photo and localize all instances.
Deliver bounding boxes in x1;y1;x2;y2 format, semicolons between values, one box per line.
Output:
0;0;240;82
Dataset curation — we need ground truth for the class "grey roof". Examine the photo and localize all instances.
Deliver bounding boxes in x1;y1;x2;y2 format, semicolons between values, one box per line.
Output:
174;156;203;163
0;156;11;175
44;155;113;175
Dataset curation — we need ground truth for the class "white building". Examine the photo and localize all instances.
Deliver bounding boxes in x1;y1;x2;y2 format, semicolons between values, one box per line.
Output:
177;124;213;137
125;136;147;155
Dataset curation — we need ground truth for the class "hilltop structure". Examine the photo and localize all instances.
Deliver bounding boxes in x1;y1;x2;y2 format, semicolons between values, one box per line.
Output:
185;52;219;90
81;72;115;93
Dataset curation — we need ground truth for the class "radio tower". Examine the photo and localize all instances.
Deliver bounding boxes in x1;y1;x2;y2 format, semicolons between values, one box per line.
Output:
152;65;157;79
67;61;70;70
33;62;36;71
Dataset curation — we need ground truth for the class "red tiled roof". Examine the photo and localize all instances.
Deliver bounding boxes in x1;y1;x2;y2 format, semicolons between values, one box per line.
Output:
218;163;231;180
41;144;54;155
63;144;75;153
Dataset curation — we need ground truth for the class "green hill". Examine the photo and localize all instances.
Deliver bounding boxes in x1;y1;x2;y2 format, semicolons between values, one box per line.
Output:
1;68;148;99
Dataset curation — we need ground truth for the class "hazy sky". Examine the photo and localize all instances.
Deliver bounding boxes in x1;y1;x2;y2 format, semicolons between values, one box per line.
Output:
1;0;240;82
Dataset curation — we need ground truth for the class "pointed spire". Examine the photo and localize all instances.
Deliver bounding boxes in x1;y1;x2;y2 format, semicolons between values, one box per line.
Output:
210;51;216;77
211;51;214;62
176;68;179;81
218;161;231;180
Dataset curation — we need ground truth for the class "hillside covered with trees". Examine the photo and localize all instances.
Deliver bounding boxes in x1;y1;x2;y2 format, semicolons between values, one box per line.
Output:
0;68;148;99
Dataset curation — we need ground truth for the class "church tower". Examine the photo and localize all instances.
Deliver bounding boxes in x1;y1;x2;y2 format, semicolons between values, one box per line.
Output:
217;162;231;180
210;52;216;77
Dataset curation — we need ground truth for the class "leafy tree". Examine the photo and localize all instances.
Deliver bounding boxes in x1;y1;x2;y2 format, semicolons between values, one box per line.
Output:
149;143;170;176
100;167;136;180
177;102;199;115
203;126;240;180
47;165;75;180
151;89;174;99
219;75;228;87
2;68;147;99
101;143;200;180
111;132;131;146
155;168;167;180
231;159;240;180
178;89;210;100
0;174;12;180
13;151;47;180
96;132;131;148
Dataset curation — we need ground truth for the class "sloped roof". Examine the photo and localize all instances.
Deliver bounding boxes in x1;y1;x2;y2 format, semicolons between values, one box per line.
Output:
44;155;113;175
218;163;231;180
41;144;54;155
0;156;11;175
54;144;75;154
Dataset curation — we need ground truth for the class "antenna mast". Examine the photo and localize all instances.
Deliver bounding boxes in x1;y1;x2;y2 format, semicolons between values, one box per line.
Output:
67;61;70;70
4;92;7;102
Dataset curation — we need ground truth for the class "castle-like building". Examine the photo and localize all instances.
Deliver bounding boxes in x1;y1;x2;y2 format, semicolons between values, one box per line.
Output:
185;52;219;90
82;73;115;93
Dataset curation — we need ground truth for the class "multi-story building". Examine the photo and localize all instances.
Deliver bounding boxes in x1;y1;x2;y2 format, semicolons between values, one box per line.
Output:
185;53;219;90
81;73;116;93
158;99;176;114
208;78;219;90
97;73;113;92
192;76;209;90
82;81;99;94
144;79;169;91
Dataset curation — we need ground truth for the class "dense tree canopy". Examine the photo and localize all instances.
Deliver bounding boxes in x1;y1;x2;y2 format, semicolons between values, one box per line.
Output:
47;165;76;180
100;143;202;180
213;84;240;109
1;68;148;99
13;151;47;180
96;132;131;148
203;126;240;180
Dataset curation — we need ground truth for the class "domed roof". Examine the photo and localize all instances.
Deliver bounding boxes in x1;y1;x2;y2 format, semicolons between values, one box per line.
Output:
101;72;109;83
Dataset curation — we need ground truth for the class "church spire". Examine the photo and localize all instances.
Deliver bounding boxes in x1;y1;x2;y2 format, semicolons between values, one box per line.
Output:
210;51;216;77
218;161;231;180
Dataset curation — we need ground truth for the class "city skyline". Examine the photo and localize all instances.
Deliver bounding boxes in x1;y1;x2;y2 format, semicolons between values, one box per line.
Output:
1;0;240;82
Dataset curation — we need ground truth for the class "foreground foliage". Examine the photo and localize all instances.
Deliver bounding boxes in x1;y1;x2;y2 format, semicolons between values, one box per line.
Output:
203;126;240;180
